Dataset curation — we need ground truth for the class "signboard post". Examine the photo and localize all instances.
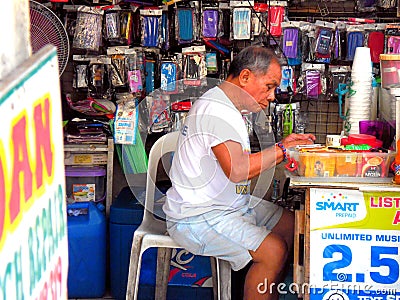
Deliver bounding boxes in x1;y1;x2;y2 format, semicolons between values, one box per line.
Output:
0;45;68;300
309;187;400;300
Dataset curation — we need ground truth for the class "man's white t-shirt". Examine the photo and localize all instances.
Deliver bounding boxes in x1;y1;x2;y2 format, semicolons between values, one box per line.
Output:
163;86;252;219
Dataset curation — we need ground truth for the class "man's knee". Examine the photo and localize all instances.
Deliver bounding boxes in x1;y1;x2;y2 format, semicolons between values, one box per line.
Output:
251;233;288;264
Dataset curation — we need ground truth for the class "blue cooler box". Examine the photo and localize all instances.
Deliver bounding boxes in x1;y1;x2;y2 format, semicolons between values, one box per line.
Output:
67;201;106;298
110;186;213;300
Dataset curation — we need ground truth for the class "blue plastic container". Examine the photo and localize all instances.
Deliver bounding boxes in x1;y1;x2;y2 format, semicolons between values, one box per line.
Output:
109;186;158;300
67;201;106;298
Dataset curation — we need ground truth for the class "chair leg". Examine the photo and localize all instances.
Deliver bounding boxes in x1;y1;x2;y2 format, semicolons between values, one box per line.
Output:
126;236;144;300
217;258;232;300
155;247;172;300
210;257;218;300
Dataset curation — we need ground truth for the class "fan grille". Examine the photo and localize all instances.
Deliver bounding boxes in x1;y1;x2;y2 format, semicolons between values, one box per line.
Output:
29;1;69;76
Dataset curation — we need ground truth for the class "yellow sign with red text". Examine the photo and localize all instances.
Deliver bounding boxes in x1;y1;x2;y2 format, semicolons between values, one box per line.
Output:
0;46;68;300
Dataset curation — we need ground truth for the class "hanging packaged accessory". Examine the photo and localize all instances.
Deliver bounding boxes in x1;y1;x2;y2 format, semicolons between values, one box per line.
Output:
205;52;218;74
308;70;323;98
218;3;231;44
140;8;162;47
160;59;179;93
279;66;294;93
268;5;285;37
366;24;385;63
125;48;143;94
73;7;104;52
176;7;195;44
147;94;171;133
144;50;159;94
232;6;251;40
105;10;121;41
283;104;293;138
87;57;112;98
182;45;207;86
107;46;129;88
282;22;300;59
346;26;364;61
114;93;138;145
252;2;268;37
315;21;335;59
202;8;219;38
72;55;91;90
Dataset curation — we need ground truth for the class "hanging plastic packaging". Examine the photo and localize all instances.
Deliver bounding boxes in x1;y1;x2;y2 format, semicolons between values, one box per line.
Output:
114;94;138;145
107;46;128;88
268;6;285;37
367;29;385;63
232;7;251;40
176;7;195;44
73;7;104;52
282;26;300;59
140;9;162;47
305;70;321;99
202;9;219;38
346;28;364;61
182;45;207;86
314;21;335;59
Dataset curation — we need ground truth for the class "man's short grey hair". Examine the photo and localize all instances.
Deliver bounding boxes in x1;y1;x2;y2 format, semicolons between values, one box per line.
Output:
228;46;281;78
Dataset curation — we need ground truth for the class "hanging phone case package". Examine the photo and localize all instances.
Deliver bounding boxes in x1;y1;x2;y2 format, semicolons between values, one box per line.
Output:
114;94;138;145
366;24;385;63
202;8;219;38
280;66;294;93
205;52;218;74
160;53;183;94
252;3;268;37
314;21;335;59
346;26;364;61
73;7;104;52
182;46;207;86
305;69;321;99
232;7;251;40
175;7;196;44
282;22;301;59
268;5;285;37
140;9;162;48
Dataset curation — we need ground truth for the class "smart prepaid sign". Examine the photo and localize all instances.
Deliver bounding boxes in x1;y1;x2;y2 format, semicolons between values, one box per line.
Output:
0;46;68;300
309;188;400;300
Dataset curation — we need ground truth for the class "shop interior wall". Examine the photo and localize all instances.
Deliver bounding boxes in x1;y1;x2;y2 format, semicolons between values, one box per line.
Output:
58;0;399;199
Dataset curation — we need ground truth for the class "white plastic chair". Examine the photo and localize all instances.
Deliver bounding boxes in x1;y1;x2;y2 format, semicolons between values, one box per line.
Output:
126;131;231;300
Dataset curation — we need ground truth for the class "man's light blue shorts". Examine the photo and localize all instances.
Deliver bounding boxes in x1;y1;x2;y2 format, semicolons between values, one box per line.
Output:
166;196;283;271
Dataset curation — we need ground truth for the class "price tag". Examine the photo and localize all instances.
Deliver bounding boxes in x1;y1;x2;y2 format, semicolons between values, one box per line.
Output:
73;154;93;164
309;188;400;300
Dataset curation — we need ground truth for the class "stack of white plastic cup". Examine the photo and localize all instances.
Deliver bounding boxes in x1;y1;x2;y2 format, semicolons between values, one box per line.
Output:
347;47;373;134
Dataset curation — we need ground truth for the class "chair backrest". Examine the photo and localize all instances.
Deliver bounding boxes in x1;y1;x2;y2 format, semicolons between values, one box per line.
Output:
143;131;179;221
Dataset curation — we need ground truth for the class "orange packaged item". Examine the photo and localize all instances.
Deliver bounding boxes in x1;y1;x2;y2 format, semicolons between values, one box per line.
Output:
298;148;337;177
360;153;389;178
335;152;359;177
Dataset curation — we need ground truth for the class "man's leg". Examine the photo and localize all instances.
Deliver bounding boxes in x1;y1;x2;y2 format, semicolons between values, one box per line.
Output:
243;209;294;300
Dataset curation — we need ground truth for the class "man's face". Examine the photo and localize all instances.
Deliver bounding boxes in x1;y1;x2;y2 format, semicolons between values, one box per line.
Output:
242;61;282;112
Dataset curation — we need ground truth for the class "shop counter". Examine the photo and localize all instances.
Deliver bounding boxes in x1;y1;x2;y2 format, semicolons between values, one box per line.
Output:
290;179;400;300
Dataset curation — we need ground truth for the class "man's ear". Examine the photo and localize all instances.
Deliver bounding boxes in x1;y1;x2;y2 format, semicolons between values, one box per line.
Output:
238;69;251;87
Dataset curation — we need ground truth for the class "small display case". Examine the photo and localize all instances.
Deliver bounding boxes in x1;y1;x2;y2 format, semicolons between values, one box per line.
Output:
287;148;395;183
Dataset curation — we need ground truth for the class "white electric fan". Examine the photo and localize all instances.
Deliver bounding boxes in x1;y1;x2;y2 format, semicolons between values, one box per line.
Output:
29;0;70;76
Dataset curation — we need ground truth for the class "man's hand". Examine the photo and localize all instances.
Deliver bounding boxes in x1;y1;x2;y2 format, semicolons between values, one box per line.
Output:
281;133;316;149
